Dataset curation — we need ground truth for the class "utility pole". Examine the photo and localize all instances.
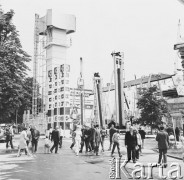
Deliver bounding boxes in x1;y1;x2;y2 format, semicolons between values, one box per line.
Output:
77;57;84;125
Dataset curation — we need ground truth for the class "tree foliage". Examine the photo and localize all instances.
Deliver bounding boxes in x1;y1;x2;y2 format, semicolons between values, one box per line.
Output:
137;86;169;131
0;9;31;123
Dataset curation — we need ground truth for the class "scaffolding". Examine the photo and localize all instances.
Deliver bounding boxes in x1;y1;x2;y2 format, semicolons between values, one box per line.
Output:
32;14;47;133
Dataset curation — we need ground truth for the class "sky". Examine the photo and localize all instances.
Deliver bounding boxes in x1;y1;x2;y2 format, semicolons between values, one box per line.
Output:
1;0;184;89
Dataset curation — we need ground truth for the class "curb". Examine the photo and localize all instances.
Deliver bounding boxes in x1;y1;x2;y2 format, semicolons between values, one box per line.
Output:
153;149;183;160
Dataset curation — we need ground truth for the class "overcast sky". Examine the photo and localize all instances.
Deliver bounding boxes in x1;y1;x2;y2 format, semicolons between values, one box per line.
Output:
1;0;184;89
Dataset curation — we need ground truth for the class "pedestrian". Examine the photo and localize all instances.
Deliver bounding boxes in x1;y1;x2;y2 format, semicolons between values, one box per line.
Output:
50;126;60;154
108;118;116;129
100;126;106;152
93;124;101;156
134;128;142;160
175;127;180;142
59;126;63;148
44;136;51;154
79;125;86;153
156;125;169;168
111;129;122;157
49;127;53;140
30;126;40;154
139;126;146;149
168;132;175;149
89;124;96;152
26;127;32;147
70;129;76;150
83;125;91;154
108;124;116;151
17;127;32;157
125;126;137;163
4;126;14;150
75;125;82;156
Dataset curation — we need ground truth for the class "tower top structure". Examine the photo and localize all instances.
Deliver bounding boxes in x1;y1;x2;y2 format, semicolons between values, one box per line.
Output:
37;9;76;35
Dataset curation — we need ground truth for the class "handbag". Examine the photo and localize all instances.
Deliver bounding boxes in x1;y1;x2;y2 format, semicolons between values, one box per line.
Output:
135;146;139;150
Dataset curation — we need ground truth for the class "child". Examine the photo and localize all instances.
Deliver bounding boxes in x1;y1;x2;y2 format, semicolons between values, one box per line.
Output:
44;136;51;154
111;130;122;157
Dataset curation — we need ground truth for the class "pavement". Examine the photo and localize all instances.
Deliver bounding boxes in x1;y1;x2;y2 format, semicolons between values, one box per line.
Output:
0;135;184;180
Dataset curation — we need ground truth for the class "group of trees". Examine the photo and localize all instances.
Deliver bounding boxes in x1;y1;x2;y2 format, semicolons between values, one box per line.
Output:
0;9;33;123
136;85;169;133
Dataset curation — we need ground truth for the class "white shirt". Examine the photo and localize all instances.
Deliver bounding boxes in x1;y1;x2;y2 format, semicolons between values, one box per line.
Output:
75;130;82;140
49;128;53;133
59;128;63;136
44;138;50;145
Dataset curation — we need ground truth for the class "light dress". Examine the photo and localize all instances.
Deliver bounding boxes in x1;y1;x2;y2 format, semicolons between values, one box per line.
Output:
19;130;28;149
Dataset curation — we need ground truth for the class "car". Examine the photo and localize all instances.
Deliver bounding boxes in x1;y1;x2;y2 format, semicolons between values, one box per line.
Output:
0;131;6;143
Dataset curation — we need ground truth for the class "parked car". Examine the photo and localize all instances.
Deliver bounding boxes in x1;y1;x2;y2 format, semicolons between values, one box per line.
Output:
0;128;6;143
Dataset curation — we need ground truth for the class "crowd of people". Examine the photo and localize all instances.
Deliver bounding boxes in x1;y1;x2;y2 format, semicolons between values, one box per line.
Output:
68;121;146;162
1;121;184;166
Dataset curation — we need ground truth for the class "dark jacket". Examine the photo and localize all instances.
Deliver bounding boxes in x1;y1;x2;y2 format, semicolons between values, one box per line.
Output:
108;121;116;129
93;129;101;142
83;129;90;140
156;130;169;149
125;131;137;148
109;128;116;140
139;129;146;139
31;129;40;141
51;129;60;142
89;128;95;141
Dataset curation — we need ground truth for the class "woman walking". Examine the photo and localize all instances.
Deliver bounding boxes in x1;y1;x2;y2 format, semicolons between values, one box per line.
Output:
134;128;142;160
17;127;32;157
75;125;82;156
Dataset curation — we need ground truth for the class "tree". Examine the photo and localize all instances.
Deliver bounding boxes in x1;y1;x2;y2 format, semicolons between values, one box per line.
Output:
15;77;42;123
137;85;169;133
0;9;31;123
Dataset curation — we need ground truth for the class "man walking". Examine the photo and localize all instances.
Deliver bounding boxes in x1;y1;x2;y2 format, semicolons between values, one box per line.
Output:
111;129;122;157
139;127;146;149
59;126;63;148
108;124;116;151
93;125;101;156
89;125;95;152
125;126;137;163
156;125;169;168
31;126;40;153
50;126;60;154
5;126;14;150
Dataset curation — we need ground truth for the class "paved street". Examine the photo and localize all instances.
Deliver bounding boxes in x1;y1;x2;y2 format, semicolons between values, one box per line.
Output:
0;136;119;180
0;136;183;180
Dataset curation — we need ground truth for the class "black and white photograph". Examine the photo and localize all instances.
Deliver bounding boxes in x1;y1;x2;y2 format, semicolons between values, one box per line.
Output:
0;0;184;179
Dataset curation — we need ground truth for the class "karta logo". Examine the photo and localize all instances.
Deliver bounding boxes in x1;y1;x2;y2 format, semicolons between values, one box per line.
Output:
109;157;183;179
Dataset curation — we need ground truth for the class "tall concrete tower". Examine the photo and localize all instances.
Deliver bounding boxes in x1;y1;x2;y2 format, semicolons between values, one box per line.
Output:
34;9;76;135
